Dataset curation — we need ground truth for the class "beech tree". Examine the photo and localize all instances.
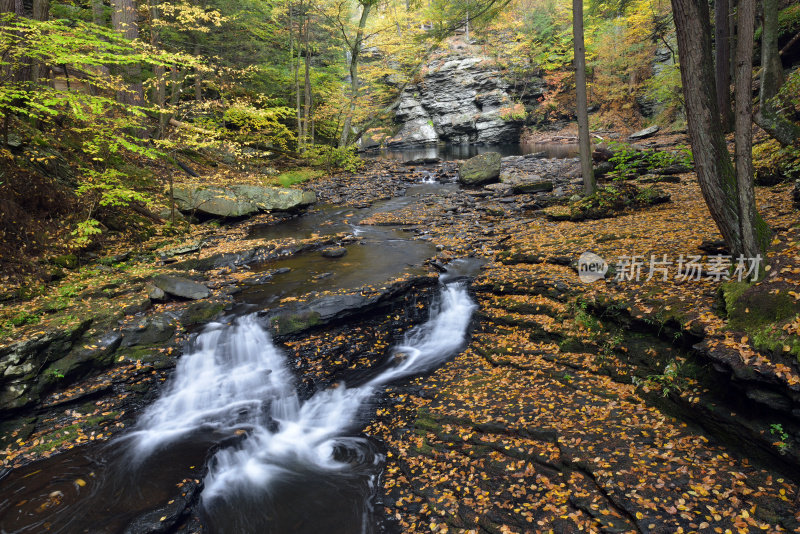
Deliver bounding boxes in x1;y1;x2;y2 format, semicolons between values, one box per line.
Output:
572;0;596;195
670;0;770;260
714;0;731;131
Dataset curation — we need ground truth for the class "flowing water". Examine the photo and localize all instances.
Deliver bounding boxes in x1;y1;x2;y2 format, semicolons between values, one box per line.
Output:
0;282;476;533
133;282;475;532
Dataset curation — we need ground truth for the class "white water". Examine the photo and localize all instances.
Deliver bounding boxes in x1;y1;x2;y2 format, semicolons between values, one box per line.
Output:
129;283;475;500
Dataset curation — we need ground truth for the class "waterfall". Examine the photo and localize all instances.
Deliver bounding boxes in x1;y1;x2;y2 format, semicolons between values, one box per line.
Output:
128;282;476;502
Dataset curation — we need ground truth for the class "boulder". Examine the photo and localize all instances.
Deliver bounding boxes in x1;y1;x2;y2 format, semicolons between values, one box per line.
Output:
458;152;502;185
172;184;316;218
152;274;210;300
628;125;659;140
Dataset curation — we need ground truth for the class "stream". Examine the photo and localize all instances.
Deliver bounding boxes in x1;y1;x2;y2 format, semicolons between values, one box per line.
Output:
0;174;478;534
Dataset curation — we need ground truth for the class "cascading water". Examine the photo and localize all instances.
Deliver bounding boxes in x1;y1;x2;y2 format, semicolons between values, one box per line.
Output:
127;282;476;529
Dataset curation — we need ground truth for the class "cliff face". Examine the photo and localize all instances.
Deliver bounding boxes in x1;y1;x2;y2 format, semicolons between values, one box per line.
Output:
387;48;543;148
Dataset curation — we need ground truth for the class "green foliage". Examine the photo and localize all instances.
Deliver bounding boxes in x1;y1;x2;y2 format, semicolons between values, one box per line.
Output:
306;144;362;174
76;169;150;209
70;219;102;249
499;102;527;121
273;168;323;187
606;141;642;180
753;138;800;185
769;423;790;455
222;100;296;150
8;310;40;327
644;63;684;125
49;368;65;380
633;360;687;397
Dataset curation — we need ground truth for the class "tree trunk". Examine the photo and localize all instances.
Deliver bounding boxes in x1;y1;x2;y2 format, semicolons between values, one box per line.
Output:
303;15;312;150
755;0;800;146
91;0;104;25
714;0;732;131
670;0;770;259
193;40;202;101
90;0;111;87
733;0;760;259
149;0;167;137
30;0;49;85
339;0;373;148
111;0;143;105
573;0;596;196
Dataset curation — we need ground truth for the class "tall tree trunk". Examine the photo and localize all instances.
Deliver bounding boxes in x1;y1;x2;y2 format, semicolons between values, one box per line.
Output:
755;0;800;145
90;0;111;88
148;0;166;137
30;0;48;84
573;0;596;195
733;0;760;258
111;0;143;105
714;0;732;131
303;15;311;150
339;0;373;148
91;0;104;25
670;0;770;259
193;40;202;101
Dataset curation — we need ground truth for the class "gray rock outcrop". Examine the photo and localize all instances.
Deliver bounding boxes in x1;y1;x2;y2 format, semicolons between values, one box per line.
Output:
389;50;544;147
172;184;316;218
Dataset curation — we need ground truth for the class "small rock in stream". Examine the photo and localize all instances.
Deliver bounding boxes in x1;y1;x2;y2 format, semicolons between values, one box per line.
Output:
321;247;347;258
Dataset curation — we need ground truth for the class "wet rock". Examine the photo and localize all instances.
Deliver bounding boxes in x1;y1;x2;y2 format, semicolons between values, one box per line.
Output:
262;276;437;338
745;388;793;411
511;180;554;194
793;180;800;208
0;321;92;411
321;246;348;258
653;164;692;175
180;301;226;325
120;314;178;348
458;152;502;186
172;184;316;218
42;332;123;385
146;282;166;301
638;174;680;184
152;274;210;300
628;125;659;140
403;157;441;165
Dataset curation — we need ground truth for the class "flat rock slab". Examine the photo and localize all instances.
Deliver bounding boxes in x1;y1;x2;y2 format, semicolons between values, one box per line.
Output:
172;184;316;218
628;125;659;140
512;180;554;194
152;274;210;300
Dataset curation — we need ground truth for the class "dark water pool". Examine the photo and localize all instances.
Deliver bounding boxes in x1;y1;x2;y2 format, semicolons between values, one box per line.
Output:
367;142;580;162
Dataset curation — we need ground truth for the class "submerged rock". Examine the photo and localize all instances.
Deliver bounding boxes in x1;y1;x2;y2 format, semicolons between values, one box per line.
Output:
321;246;348;258
172;184;316;218
458;152;502;185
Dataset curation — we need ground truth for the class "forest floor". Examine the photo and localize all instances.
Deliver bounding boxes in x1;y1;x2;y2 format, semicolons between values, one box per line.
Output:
1;130;799;533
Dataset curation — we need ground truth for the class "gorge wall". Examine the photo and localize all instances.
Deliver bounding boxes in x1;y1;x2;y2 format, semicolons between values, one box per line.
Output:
386;43;543;148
